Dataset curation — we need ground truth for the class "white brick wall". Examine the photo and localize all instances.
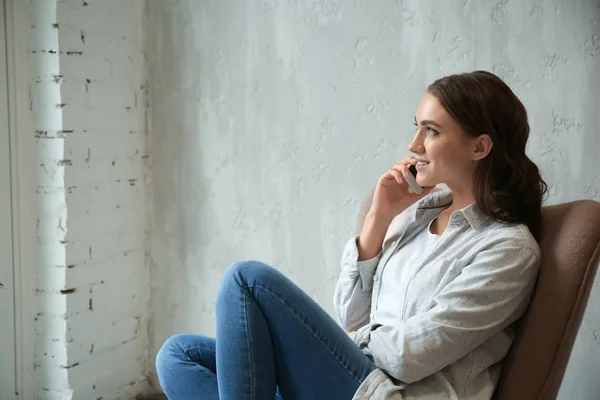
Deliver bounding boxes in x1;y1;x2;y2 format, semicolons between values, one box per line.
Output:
31;1;150;399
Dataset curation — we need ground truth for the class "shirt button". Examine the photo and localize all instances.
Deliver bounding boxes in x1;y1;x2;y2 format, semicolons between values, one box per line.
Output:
370;313;375;320
373;275;379;281
390;240;397;248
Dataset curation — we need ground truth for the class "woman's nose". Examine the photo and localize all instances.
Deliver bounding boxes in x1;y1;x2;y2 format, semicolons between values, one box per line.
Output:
409;136;425;154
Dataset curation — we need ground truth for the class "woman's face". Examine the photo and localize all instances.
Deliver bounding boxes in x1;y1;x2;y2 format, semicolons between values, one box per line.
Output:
409;92;483;191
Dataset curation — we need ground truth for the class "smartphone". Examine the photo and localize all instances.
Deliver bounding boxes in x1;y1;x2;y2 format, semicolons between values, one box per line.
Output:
405;164;424;194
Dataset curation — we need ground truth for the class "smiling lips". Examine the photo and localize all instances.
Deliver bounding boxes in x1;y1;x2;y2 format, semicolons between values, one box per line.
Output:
413;159;430;171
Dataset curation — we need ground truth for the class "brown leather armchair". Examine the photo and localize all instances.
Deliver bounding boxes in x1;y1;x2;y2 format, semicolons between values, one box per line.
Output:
356;191;600;400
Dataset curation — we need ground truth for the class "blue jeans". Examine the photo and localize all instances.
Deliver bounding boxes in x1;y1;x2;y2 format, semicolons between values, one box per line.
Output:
156;261;376;399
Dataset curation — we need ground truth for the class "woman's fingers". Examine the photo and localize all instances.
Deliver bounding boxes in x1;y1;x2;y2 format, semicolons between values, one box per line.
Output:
388;168;404;185
380;167;403;185
380;157;421;190
391;164;411;181
398;157;416;167
388;166;415;193
396;158;417;178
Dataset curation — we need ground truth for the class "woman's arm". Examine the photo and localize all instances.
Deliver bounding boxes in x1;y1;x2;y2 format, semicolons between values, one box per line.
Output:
334;211;393;338
358;244;539;383
333;234;383;333
334;211;393;332
357;211;394;261
334;187;441;333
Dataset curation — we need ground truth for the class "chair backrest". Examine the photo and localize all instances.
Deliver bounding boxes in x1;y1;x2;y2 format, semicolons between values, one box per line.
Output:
494;200;600;399
355;192;600;399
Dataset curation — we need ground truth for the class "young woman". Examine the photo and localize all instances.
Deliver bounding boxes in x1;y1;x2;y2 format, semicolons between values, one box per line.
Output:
155;70;547;400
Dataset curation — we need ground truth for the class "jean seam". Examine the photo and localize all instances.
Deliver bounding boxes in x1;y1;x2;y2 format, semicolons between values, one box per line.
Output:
182;345;214;363
243;287;256;400
248;284;365;385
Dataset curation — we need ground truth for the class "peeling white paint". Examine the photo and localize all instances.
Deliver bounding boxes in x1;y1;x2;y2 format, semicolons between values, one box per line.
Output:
146;0;600;397
30;0;149;399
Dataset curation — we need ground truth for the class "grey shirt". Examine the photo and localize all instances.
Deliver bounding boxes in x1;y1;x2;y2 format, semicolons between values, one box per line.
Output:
334;189;540;399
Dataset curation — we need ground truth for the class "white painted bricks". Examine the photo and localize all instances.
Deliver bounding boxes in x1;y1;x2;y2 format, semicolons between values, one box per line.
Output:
31;1;149;399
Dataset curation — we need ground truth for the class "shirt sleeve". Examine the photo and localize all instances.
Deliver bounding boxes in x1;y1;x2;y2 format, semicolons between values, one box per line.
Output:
360;244;539;383
333;235;382;332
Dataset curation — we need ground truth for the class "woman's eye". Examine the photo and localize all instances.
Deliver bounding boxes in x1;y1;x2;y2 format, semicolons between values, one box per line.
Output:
427;127;439;135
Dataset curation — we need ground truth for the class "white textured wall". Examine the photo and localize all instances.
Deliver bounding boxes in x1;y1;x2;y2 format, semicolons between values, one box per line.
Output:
30;1;150;399
146;0;600;396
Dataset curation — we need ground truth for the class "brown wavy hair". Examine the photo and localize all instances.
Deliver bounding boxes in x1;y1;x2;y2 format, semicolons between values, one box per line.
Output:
427;70;547;241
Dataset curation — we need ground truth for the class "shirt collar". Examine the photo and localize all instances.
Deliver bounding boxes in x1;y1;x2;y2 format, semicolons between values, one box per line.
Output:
415;188;490;230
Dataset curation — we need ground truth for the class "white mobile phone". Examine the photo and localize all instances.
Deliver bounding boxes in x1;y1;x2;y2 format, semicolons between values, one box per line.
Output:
405;164;424;194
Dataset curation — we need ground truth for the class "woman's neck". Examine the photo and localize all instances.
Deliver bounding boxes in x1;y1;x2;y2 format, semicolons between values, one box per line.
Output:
430;186;475;235
446;186;476;213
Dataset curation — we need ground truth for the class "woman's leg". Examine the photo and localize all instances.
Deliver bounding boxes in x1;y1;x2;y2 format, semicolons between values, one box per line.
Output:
216;260;376;400
155;334;219;399
156;333;285;400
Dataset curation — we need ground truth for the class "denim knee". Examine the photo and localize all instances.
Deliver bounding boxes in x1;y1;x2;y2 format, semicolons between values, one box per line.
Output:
220;260;274;289
156;334;185;378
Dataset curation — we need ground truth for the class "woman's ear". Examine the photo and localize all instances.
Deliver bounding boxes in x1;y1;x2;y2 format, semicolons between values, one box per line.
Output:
472;134;493;161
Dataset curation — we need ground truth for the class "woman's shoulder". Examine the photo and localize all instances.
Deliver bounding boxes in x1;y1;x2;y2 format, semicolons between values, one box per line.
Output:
479;220;541;260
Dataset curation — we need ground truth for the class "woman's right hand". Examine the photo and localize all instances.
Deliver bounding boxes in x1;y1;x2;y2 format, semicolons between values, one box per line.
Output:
356;157;435;261
370;157;434;220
